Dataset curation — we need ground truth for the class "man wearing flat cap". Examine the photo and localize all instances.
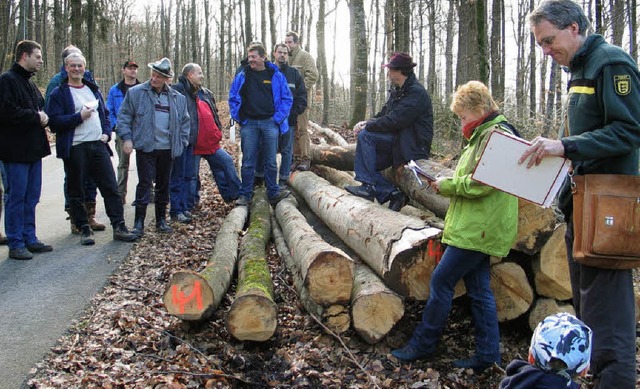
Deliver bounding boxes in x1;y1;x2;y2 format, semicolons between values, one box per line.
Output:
345;52;434;211
107;60;140;204
117;57;190;236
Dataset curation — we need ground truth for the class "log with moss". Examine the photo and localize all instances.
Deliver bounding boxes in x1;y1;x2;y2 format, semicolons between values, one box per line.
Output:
162;206;248;321
275;196;354;306
271;214;350;334
289;171;442;300
225;188;277;341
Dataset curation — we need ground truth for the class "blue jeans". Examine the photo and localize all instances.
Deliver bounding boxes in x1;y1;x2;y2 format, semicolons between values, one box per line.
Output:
354;129;396;203
170;144;195;215
409;245;500;363
194;149;241;203
256;125;294;181
4;161;42;250
239;119;281;199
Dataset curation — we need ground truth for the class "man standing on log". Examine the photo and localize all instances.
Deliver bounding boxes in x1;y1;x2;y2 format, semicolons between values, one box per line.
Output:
344;53;433;211
229;43;293;207
285;31;318;172
107;60;140;205
0;40;53;260
46;52;138;245
520;1;640;387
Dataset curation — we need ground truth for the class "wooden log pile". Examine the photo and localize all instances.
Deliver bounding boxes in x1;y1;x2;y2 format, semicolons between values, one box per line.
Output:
162;122;578;344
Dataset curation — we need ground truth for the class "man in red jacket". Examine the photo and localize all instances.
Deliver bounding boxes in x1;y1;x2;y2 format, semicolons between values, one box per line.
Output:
172;63;240;206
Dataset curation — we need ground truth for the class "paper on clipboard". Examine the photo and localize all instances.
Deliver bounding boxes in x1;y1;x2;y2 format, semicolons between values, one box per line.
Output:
471;131;571;207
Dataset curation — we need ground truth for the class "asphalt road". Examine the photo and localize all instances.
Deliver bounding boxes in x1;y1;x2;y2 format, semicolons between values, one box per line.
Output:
0;145;137;389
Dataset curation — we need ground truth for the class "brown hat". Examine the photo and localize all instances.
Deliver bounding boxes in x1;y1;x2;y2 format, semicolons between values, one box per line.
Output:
123;60;138;69
382;53;416;70
148;57;174;78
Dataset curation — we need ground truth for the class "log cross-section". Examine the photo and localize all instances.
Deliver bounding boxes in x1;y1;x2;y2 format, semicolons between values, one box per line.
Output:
162;206;248;321
289;171;442;299
226;187;277;342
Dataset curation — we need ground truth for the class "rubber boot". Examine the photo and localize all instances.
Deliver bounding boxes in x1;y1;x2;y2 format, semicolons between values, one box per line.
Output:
155;203;172;233
131;206;146;237
85;201;106;231
65;208;80;235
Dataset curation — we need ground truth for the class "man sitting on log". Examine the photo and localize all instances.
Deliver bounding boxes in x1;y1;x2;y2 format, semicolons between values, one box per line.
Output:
344;52;433;211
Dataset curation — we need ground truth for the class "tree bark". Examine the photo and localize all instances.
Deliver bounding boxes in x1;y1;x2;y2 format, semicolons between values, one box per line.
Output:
312;164;356;188
274;196;355;306
348;0;367;127
513;199;556;255
351;262;404;344
271;215;350;334
289;171;442;299
490;262;534;322
308;121;349;147
534;223;572;300
226;188;277;342
162;206;248;321
309;143;356;171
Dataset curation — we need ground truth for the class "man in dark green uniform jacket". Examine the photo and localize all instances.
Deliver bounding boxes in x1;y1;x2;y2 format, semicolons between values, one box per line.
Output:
521;1;640;387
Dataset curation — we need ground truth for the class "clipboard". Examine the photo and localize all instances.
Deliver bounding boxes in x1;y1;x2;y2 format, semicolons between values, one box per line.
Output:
471;131;570;207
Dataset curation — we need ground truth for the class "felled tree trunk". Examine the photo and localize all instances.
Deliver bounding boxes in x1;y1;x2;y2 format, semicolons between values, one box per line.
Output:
274;196;354;306
309;144;356;171
528;298;575;331
308;121;349;147
382;159;453;219
513;199;557;255
226;188;277;342
534;223;572;300
351;263;405;344
163;207;248;321
271;214;350;334
490;262;534;322
312;164;356;188
289;171;442;300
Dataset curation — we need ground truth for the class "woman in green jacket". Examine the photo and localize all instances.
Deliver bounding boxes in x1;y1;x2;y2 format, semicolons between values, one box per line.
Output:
392;81;519;372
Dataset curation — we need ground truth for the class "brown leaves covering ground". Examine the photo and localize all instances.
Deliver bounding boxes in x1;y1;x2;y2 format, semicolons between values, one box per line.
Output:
27;105;618;388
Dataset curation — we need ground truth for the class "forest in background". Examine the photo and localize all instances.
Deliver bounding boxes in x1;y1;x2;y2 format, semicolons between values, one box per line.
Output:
1;0;638;154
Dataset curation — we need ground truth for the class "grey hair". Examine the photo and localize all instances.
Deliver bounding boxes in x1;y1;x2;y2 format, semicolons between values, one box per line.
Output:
64;52;86;65
528;0;591;36
182;63;200;76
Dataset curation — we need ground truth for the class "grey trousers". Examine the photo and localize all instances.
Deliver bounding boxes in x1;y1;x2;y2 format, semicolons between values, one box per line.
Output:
566;221;637;388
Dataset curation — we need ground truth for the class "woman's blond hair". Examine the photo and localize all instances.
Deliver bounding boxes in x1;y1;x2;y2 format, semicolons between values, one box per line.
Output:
450;81;499;116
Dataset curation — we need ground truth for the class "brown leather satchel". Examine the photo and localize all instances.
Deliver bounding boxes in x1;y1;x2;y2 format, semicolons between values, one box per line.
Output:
572;174;640;269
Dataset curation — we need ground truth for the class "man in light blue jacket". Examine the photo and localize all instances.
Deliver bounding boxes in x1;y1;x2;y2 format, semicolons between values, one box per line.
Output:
117;58;190;236
228;43;293;207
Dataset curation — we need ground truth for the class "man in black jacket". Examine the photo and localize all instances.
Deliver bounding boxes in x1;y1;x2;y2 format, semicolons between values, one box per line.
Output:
345;53;434;211
256;43;308;185
0;40;53;260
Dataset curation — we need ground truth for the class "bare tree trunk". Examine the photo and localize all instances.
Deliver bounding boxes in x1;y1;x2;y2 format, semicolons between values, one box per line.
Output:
348;0;367;127
204;0;211;83
456;0;480;84
427;0;437;96
610;0;624;46
317;0;330;125
244;0;252;46
86;0;94;69
269;0;276;51
445;0;455;97
219;0;226;100
475;0;488;84
543;60;558;138
191;0;197;61
490;0;504;102
629;0;637;61
70;0;82;46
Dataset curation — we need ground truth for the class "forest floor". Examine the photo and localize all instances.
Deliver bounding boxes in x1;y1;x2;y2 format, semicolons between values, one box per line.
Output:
26;106;638;388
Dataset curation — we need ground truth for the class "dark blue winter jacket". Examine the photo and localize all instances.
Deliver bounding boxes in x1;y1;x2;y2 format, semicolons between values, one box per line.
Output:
499;360;580;389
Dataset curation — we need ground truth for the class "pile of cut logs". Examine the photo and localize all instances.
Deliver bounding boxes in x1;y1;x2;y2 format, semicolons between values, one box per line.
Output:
162;121;580;344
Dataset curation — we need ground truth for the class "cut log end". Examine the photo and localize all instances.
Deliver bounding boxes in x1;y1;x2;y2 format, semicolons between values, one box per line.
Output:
226;295;277;342
490;262;534;322
528;298;575;331
322;305;351;334
162;271;215;321
306;252;355;306
352;292;405;344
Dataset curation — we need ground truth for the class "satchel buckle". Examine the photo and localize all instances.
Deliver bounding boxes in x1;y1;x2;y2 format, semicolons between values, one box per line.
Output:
604;216;614;226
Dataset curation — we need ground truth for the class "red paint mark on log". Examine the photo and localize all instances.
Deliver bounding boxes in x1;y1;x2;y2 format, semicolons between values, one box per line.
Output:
171;281;203;314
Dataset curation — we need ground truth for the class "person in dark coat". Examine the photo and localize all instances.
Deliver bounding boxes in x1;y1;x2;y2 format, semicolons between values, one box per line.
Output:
344;52;433;211
0;40;52;260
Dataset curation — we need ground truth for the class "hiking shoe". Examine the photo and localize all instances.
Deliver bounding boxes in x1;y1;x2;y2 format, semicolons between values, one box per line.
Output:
26;240;53;253
236;196;251;206
9;248;34;260
345;184;376;201
295;159;311;171
391;345;433;362
183;210;194;220
113;223;139;242
80;225;95;246
269;189;291;207
452;356;498;373
171;212;191;224
387;190;407;212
